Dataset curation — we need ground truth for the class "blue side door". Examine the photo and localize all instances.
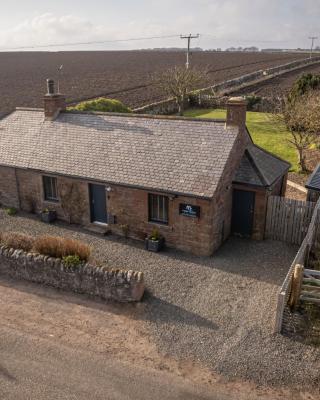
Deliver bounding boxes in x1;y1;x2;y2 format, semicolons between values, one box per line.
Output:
231;189;255;237
89;184;108;223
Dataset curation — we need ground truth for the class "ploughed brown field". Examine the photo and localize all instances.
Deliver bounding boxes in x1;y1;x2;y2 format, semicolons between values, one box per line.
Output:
232;61;320;97
0;51;310;114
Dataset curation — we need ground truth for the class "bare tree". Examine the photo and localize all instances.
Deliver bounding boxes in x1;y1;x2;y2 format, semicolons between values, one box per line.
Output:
272;91;320;172
153;66;206;115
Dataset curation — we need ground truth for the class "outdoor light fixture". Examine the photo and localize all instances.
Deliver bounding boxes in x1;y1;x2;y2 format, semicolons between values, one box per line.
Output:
106;186;112;192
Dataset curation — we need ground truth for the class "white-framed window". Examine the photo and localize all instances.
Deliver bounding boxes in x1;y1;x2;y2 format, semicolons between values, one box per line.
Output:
43;176;58;202
148;194;168;224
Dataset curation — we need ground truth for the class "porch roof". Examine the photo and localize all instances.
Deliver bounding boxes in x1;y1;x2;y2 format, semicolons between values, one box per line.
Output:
233;144;290;188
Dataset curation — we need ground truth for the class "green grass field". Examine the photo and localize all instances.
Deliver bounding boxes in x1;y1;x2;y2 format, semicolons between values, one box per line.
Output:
184;108;298;172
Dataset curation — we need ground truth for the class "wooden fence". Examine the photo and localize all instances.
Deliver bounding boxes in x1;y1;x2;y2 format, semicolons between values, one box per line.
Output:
274;198;320;333
265;196;315;245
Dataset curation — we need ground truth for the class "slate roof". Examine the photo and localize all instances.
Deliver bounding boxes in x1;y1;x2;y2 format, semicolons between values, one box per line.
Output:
0;109;240;198
234;144;290;187
306;163;320;192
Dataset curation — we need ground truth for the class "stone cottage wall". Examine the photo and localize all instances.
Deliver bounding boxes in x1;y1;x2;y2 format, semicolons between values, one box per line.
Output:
0;166;20;208
108;187;214;256
0;245;145;302
16;169;91;226
210;127;252;250
0;166;215;256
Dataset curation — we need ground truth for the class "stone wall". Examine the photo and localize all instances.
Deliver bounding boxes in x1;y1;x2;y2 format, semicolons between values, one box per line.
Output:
0;245;145;302
133;98;179;115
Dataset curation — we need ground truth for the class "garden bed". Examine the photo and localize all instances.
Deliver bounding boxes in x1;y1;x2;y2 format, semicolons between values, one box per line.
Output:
0;231;144;302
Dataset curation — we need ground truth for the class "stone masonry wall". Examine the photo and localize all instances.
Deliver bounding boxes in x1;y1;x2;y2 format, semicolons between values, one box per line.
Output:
0;245;145;302
0;166;215;256
108;187;214;256
0;166;20;209
16;169;91;226
210;126;252;250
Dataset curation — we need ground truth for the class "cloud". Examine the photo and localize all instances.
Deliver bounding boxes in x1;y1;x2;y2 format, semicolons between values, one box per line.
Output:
0;13;119;50
0;2;319;51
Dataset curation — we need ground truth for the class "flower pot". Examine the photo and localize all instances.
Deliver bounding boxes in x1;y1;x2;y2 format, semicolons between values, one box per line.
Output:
41;210;57;223
145;237;165;252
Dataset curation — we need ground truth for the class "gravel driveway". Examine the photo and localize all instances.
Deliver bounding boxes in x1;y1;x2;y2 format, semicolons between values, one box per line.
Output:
0;210;319;390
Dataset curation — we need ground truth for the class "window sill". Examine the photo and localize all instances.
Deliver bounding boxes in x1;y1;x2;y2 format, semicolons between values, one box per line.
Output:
43;199;59;204
148;221;170;228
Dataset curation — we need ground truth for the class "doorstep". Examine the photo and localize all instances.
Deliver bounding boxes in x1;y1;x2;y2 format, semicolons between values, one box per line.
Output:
84;222;111;235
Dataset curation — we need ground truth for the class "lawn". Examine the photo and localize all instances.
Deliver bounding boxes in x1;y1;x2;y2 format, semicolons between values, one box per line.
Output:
184;108;298;172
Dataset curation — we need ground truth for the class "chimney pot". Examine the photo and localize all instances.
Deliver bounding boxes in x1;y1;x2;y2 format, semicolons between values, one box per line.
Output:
44;79;66;120
225;96;247;131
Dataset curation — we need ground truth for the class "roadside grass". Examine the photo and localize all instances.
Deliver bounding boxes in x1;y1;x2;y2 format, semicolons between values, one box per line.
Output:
184;108;298;172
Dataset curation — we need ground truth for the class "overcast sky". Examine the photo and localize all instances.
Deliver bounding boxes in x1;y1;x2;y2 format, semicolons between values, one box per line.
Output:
0;0;319;51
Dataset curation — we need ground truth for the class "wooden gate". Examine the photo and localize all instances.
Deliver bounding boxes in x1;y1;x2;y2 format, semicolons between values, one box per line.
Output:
301;269;320;305
265;196;315;245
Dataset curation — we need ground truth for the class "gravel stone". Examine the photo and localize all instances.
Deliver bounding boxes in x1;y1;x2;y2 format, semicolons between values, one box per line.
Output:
0;209;319;389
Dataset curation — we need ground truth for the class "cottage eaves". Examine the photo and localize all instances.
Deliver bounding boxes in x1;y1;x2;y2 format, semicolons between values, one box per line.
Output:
0;109;239;199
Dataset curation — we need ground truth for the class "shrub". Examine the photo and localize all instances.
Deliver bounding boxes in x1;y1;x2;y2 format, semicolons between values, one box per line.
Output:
288;73;320;104
33;235;91;261
5;207;17;216
245;95;261;111
62;255;82;267
0;232;34;251
69;98;132;113
150;228;160;241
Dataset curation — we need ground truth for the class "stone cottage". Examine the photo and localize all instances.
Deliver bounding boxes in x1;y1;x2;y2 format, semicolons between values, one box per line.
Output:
0;81;290;255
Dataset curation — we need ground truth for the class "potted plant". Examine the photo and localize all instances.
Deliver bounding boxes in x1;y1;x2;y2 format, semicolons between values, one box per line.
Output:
145;228;165;252
41;208;57;223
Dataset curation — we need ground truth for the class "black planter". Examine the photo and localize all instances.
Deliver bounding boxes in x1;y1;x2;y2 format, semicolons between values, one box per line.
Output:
145;237;165;252
41;210;57;223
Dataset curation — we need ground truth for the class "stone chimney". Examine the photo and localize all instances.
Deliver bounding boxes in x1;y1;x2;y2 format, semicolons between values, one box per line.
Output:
44;79;66;120
225;96;247;131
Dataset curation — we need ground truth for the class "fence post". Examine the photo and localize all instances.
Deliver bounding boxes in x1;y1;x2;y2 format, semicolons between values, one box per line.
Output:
289;264;304;310
274;292;285;333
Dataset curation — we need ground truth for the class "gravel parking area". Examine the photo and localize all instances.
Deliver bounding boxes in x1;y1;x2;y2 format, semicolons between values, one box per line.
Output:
0;210;319;390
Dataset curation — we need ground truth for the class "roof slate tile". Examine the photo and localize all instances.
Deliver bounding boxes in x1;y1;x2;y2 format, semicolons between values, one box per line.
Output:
0;110;239;198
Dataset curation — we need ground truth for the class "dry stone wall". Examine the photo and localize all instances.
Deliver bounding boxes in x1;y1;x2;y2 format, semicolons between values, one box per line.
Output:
0;245;145;302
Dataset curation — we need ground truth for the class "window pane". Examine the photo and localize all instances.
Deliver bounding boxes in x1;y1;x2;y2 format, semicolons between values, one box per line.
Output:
43;176;58;201
148;194;168;224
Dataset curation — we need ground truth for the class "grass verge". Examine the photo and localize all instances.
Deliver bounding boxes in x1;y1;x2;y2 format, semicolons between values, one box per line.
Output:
184;108;298;172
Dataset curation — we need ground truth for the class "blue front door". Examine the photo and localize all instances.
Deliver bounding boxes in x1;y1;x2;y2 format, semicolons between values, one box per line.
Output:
89;184;107;223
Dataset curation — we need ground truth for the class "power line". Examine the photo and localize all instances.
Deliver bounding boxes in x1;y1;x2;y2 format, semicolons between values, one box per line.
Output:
180;34;200;68
308;36;318;58
0;34;181;51
201;34;293;44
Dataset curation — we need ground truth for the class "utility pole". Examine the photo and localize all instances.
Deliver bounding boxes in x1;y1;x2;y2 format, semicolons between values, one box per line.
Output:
309;36;318;59
180;34;200;69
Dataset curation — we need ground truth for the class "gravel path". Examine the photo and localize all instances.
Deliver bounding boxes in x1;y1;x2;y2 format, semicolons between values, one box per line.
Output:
0;210;319;390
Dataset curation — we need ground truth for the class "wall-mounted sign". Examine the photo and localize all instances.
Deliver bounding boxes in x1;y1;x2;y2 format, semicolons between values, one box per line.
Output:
179;203;200;218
